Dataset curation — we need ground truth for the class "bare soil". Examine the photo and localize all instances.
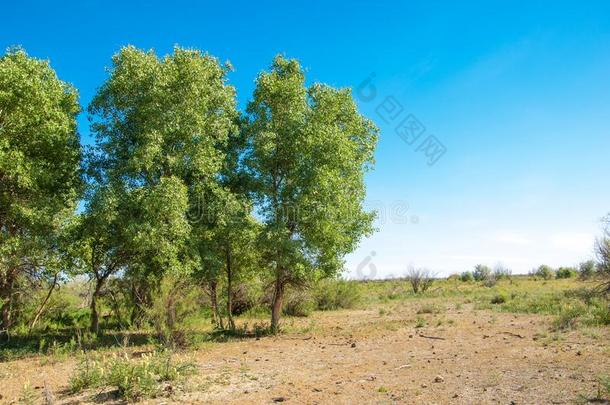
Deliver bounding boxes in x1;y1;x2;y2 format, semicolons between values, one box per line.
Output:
1;302;609;404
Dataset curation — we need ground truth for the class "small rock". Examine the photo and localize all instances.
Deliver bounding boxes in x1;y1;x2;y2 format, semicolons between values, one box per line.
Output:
434;375;444;383
351;342;357;348
576;350;582;356
272;397;287;403
421;383;428;388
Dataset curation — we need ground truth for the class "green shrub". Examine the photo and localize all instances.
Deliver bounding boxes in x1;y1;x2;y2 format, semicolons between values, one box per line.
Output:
490;294;507;304
416;303;443;314
146;274;203;348
313;279;361;310
483;275;498;288
597;375;610;400
230;283;259;316
69;357;105;393
473;265;491;281
552;305;584;331
406;267;435;293
283;290;314;317
578;260;597;280
460;271;474;282
535;265;555;280
556;267;577;279
69;351;196;401
493;264;512;280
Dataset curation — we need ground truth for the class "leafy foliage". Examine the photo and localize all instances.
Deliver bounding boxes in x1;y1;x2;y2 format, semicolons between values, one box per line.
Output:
0;48;81;331
244;55;378;328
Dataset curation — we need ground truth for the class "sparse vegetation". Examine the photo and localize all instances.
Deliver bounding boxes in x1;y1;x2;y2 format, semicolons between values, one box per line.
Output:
69;351;196;401
406;267;435;293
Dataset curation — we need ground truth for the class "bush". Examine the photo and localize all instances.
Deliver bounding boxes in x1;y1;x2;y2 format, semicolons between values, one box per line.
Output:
493;264;512;280
483;275;498;288
556;267;577;279
552;304;585;331
230;283;258;316
460;271;474;282
473;264;491;281
417;303;443;314
313;279;361;311
69;351;196;401
535;265;555;280
579;260;597;280
146;274;203;348
490;294;507;304
406;267;435;293
282;290;314;317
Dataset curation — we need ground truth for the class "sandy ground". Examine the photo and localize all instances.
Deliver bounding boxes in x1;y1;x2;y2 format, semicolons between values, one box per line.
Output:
1;301;609;404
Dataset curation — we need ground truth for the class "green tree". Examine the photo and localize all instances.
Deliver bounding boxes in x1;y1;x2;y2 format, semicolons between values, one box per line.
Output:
578;259;597;280
76;185;129;333
245;56;378;331
191;125;260;330
535;264;555;280
473;264;491;281
0;48;81;332
88;46;237;327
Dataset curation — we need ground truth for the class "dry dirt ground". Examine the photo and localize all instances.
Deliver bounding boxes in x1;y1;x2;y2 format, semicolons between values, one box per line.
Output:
1;301;609;404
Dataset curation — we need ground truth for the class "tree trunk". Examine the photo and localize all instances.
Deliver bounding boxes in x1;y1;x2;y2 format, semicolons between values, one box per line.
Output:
226;247;235;330
90;279;104;334
209;280;223;329
1;302;11;336
270;273;285;333
29;273;59;333
0;271;15;337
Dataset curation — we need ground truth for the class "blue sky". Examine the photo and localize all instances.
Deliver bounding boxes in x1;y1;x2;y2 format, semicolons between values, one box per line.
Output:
2;1;610;277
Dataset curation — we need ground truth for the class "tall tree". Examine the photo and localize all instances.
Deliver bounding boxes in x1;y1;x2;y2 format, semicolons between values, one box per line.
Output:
88;46;237;322
0;48;81;333
245;56;378;330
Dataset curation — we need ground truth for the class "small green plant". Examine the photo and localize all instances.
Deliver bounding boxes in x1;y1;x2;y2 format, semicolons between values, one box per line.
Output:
552;305;584;331
597;374;610;400
69;357;104;392
69;351;196;401
460;271;474;282
19;381;37;405
490;294;507;304
415;316;426;328
417;303;443;314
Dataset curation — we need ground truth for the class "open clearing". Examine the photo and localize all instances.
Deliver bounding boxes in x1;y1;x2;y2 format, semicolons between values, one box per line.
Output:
2;296;608;404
